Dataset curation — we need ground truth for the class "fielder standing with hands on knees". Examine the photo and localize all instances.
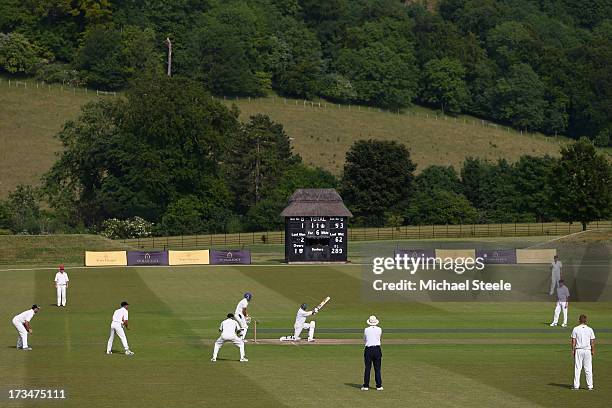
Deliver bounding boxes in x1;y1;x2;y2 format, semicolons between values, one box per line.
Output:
12;305;40;351
361;315;383;391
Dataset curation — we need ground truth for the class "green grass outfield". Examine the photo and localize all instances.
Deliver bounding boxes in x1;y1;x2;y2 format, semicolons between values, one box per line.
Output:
0;233;609;407
0;265;610;408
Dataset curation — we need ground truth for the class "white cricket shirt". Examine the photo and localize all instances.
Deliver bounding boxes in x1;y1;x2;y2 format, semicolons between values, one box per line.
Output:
571;324;595;350
551;261;562;277
55;272;69;285
14;309;35;324
364;326;382;347
294;308;313;327
111;308;128;324
556;285;570;302
234;298;248;317
220;318;241;337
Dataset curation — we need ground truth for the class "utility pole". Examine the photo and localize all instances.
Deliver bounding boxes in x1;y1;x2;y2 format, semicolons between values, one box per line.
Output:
165;37;172;76
254;136;261;204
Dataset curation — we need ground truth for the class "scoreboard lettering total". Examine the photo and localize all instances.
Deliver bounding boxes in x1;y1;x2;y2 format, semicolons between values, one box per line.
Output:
285;216;348;262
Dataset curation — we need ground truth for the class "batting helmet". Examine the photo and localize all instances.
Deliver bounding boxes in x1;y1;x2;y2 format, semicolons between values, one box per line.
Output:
244;292;253;301
300;303;308;311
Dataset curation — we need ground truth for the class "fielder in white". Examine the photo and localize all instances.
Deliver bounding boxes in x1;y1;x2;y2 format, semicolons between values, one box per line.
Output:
54;264;69;307
550;279;570;327
549;255;563;295
279;303;318;342
571;314;595;391
234;292;252;340
106;301;134;355
211;313;248;362
12;305;40;351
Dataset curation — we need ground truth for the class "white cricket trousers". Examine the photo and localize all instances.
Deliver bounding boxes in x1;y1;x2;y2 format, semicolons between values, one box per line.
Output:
12;318;29;348
574;349;593;389
294;321;316;340
549;275;560;295
56;285;67;306
212;335;245;359
552;301;568;325
237;314;248;339
107;322;129;353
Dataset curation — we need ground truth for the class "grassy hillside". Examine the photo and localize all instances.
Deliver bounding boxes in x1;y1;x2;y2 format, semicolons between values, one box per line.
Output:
0;78;570;198
224;97;567;174
0;80;105;198
0;234;131;265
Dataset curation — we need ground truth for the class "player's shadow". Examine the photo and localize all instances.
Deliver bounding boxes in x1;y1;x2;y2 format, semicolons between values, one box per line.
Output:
344;383;363;389
548;383;572;389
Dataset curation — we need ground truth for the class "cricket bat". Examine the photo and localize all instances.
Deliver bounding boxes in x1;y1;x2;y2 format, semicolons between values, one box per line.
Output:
315;296;331;311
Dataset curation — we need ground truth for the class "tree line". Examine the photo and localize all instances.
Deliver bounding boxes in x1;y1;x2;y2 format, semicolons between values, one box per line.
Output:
0;0;610;145
0;77;609;237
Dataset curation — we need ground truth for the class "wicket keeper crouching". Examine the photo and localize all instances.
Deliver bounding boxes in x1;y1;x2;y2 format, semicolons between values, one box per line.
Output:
212;313;248;362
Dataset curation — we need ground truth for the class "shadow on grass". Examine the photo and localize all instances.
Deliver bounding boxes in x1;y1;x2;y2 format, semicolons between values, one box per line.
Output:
548;383;572;389
344;383;363;389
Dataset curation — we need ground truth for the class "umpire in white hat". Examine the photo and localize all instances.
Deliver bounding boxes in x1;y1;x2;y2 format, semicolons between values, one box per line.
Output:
361;315;383;391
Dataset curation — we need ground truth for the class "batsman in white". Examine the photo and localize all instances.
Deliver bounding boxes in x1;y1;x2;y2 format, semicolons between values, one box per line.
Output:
279;303;318;342
11;304;40;351
54;264;69;307
234;292;252;340
211;313;248;362
106;301;135;355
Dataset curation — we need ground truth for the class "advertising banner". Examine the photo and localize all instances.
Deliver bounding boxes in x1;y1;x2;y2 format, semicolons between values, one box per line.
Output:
210;250;251;265
516;249;556;264
127;251;169;266
168;250;210;266
476;249;517;264
394;249;436;259
85;251;127;267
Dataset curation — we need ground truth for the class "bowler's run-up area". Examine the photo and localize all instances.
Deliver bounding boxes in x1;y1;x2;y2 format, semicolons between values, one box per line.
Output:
0;232;610;408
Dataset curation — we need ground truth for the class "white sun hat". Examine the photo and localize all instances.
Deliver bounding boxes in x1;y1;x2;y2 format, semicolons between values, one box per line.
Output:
367;315;379;326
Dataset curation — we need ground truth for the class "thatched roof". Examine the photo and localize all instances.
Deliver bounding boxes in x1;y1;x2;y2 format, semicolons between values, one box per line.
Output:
281;189;353;217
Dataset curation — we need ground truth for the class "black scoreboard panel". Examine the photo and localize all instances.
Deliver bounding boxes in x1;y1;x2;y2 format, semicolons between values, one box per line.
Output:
285;216;348;262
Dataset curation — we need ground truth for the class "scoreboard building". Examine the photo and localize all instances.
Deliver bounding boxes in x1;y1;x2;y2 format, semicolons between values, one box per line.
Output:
281;189;353;263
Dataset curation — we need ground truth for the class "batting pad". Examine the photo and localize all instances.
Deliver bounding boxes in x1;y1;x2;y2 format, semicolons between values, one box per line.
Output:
435;249;476;260
516;249;556;264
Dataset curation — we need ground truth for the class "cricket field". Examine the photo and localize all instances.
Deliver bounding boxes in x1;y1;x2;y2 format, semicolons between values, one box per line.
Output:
0;233;610;407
